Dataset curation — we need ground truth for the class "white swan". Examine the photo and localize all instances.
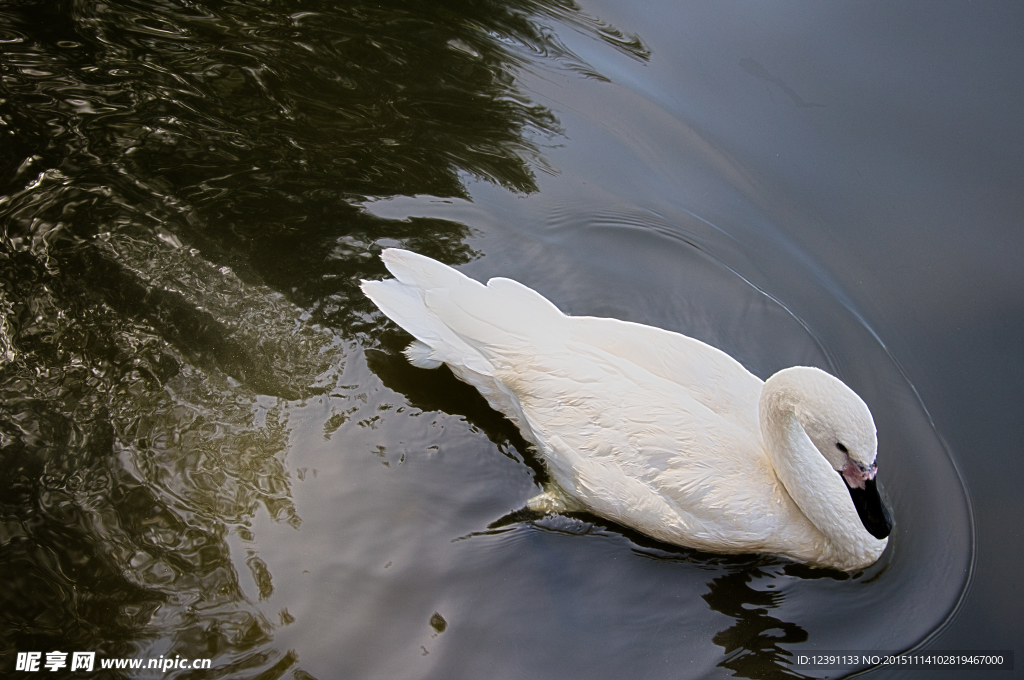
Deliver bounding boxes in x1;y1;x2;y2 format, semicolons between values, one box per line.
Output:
361;249;892;571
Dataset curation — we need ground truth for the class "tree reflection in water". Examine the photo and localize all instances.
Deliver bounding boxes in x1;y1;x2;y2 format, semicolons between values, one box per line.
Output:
0;0;648;676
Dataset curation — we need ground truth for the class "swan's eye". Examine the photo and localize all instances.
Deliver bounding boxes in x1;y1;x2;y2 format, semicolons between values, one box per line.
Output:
836;442;848;454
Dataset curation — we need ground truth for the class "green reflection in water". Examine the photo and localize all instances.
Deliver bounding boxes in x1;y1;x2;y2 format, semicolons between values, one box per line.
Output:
0;0;648;676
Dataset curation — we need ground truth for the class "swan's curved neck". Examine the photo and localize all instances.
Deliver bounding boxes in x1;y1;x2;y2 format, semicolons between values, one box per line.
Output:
760;370;884;569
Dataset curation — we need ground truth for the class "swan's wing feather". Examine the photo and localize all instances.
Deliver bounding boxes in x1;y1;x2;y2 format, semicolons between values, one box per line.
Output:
380;248;477;291
415;275;567;360
505;347;780;547
485;276;565;320
370;248;565;355
566;316;763;417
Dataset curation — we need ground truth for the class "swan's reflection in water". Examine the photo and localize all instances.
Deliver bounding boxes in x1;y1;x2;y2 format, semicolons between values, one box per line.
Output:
702;567;809;679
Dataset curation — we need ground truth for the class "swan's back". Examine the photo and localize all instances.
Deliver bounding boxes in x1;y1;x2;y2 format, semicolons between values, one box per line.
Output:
362;249;761;416
567;316;762;419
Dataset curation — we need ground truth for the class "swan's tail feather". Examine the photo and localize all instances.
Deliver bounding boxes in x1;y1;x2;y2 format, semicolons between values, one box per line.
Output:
360;276;493;375
362;248;567;445
364;248;567;376
404;340;443;369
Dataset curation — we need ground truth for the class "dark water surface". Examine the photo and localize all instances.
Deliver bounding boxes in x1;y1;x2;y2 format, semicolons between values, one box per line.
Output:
1;1;1021;678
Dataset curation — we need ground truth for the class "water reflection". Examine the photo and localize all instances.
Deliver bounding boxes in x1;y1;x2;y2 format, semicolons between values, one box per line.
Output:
364;348;541;478
0;244;298;672
703;569;809;679
1;0;647;330
1;0;648;675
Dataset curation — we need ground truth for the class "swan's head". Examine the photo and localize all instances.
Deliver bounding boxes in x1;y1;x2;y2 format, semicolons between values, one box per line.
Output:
765;366;893;541
788;367;878;484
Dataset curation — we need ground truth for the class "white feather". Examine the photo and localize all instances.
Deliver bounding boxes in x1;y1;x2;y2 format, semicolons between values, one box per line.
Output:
362;249;890;571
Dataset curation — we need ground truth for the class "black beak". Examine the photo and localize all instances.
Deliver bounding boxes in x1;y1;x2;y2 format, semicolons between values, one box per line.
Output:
841;472;893;539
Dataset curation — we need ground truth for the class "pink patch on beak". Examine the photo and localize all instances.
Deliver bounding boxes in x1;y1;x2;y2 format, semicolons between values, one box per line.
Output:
842;460;876;490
